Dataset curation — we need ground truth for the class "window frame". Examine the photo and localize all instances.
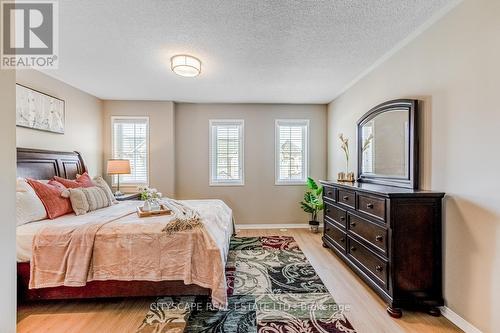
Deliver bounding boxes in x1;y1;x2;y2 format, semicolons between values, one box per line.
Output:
110;115;150;186
275;119;310;186
209;119;245;186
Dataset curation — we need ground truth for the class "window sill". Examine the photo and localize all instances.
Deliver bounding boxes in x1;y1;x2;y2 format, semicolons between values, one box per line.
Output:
111;183;148;189
209;182;245;187
275;181;307;186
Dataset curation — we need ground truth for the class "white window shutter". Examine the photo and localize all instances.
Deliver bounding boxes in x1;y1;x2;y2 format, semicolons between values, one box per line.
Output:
275;119;309;185
209;120;244;186
111;116;149;185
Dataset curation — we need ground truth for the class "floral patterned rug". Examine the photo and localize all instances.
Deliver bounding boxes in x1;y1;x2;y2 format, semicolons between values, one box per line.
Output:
137;236;356;333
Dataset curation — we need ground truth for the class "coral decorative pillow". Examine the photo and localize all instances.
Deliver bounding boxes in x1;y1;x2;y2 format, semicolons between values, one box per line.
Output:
48;179;66;191
27;179;73;219
53;172;94;188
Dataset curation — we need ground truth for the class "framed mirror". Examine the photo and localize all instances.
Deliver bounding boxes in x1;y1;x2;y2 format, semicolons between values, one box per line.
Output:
357;99;419;189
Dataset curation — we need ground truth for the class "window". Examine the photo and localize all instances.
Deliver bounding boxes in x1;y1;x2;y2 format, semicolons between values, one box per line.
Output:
111;116;149;185
275;119;309;185
209;119;244;186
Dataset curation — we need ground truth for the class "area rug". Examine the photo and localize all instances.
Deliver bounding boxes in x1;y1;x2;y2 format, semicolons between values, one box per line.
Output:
137;236;356;333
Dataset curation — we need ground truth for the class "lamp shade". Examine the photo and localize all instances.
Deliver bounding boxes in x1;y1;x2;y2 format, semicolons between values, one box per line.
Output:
107;159;131;175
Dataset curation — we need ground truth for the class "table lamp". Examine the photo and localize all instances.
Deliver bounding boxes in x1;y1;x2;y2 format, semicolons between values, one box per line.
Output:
107;159;131;196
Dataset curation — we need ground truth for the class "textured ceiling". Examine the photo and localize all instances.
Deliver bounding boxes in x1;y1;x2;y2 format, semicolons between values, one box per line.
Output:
42;0;455;103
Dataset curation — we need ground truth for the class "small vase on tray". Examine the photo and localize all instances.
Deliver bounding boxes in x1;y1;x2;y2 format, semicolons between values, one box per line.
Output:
150;199;161;211
142;200;151;212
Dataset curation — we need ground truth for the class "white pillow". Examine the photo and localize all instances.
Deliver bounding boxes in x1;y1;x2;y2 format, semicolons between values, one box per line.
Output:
16;178;47;226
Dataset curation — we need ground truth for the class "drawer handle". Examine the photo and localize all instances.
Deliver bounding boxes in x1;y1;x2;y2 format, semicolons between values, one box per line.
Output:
350;222;356;227
326;209;330;213
325;228;330;232
350;246;356;252
327;191;332;195
343;196;349;201
375;235;383;242
340;237;345;243
366;203;374;209
375;265;383;272
340;216;346;221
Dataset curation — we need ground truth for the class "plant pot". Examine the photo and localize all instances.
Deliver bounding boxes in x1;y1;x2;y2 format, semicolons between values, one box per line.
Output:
309;220;320;233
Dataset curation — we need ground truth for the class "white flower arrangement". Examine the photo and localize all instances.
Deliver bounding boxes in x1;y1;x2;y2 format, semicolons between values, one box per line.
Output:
138;186;163;201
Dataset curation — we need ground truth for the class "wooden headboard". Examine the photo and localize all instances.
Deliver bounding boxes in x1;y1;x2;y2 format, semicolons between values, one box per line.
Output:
17;148;88;180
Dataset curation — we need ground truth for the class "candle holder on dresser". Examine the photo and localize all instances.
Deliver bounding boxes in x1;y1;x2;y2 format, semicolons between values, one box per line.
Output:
337;134;356;183
337;172;355;183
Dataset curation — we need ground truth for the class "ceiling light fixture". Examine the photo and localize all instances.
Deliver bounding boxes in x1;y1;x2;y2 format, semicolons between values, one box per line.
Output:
171;54;201;77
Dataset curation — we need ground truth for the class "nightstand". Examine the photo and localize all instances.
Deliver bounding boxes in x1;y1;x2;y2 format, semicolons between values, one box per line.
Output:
115;193;141;201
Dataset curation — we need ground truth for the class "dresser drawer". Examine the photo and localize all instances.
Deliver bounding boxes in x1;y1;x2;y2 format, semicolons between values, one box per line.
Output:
348;213;387;254
348;238;388;288
324;221;346;252
323;186;336;202
357;194;386;221
338;189;355;209
325;203;347;229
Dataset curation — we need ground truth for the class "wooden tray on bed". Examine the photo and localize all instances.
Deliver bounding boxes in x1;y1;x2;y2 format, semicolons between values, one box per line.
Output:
136;204;172;218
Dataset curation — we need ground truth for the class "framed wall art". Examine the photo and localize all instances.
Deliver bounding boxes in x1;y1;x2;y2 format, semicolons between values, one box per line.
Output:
16;84;65;134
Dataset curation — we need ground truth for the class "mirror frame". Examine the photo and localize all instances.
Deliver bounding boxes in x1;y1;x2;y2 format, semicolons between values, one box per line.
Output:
357;99;419;189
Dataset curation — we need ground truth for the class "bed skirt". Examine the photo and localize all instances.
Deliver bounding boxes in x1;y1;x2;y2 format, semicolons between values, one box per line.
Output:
17;262;210;302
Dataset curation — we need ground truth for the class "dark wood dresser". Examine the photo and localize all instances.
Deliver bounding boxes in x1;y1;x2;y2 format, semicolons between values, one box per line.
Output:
320;180;445;318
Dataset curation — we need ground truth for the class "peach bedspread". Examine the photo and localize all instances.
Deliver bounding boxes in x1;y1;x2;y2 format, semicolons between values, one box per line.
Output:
29;200;233;308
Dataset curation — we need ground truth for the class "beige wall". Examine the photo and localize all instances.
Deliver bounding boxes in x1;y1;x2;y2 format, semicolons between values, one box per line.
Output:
327;0;500;331
175;103;327;225
102;101;175;197
0;69;16;332
16;70;103;176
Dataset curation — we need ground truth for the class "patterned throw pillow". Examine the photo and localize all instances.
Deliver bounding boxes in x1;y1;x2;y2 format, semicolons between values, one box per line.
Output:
65;186;112;216
92;176;119;204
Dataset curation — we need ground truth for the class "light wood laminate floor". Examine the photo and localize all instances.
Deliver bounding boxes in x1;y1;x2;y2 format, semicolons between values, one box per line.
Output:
17;228;462;333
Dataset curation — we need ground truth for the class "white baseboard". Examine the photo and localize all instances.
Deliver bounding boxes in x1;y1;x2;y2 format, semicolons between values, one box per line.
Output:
440;306;482;333
236;223;310;230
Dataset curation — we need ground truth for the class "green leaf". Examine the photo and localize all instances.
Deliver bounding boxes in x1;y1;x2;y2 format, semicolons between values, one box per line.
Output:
300;202;314;213
306;177;318;190
304;192;318;204
310;196;320;206
315;186;323;196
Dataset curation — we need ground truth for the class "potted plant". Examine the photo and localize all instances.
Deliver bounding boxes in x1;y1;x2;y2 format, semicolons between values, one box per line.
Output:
300;177;324;233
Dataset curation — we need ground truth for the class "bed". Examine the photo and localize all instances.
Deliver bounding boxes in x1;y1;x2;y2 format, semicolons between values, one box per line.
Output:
16;148;233;307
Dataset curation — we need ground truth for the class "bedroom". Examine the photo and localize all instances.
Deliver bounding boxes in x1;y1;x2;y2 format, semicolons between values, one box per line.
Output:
0;0;499;332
